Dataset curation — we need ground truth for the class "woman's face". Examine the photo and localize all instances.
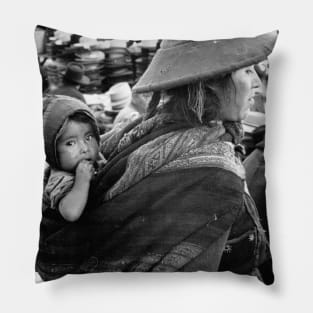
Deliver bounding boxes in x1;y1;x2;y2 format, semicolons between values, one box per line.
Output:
220;65;262;121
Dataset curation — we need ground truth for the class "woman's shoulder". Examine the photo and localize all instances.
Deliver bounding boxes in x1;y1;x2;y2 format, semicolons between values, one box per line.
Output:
157;140;245;179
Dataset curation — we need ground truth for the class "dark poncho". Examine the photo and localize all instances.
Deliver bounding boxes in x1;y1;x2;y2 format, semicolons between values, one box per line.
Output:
36;116;273;284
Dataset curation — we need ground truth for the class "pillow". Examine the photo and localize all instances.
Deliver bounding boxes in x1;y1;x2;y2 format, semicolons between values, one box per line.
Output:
35;25;278;284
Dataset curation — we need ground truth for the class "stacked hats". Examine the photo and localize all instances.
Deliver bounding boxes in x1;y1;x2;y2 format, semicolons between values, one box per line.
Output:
74;50;106;93
134;40;159;81
105;82;132;119
103;40;134;89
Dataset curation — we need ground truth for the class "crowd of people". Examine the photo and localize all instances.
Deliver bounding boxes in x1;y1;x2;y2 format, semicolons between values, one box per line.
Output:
36;30;278;285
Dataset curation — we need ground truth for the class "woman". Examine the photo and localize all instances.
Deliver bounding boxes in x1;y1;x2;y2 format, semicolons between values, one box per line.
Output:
36;31;278;284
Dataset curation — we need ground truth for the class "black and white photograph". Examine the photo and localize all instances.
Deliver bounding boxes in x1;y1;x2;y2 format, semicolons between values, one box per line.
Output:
1;1;313;312
36;25;276;284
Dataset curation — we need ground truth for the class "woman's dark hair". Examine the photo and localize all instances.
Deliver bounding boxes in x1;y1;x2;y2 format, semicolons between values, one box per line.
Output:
145;73;235;126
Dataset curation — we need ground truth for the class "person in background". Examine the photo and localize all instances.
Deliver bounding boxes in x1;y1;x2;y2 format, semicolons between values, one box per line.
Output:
242;59;273;284
113;92;150;129
243;59;270;234
88;102;113;135
46;63;89;103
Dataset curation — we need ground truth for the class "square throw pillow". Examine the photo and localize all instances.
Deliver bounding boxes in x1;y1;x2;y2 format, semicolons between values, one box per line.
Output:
35;25;278;284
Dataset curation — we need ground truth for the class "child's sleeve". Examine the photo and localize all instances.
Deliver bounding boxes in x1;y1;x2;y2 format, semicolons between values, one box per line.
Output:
45;171;75;209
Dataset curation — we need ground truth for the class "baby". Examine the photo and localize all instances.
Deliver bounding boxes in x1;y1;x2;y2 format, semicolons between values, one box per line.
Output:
43;95;104;222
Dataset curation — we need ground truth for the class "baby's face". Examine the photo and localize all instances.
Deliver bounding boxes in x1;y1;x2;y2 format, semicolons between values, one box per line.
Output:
57;120;99;172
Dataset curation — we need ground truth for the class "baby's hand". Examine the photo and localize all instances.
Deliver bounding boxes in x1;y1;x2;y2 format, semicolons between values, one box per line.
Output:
75;160;95;183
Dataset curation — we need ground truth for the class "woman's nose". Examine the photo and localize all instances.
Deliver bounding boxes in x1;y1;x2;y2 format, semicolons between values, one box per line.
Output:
252;72;262;93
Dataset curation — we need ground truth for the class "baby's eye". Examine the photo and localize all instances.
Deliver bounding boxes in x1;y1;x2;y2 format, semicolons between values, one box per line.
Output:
65;140;75;146
85;134;94;141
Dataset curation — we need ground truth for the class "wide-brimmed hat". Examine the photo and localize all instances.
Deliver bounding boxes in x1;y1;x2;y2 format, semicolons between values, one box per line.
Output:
133;31;278;93
75;50;105;62
63;62;90;85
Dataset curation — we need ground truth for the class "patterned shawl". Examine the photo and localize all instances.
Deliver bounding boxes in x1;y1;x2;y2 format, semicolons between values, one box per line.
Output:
94;113;245;202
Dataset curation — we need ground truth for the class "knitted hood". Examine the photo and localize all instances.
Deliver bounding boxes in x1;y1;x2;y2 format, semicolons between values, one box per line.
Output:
43;95;99;169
